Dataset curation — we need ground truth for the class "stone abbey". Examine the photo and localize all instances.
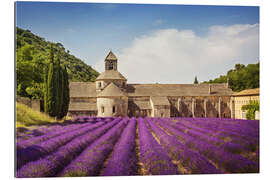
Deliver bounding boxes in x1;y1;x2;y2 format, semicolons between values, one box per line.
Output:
68;51;259;119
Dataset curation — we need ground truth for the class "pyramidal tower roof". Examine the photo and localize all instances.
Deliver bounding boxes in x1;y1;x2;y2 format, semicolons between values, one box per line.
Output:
97;83;127;97
105;51;117;61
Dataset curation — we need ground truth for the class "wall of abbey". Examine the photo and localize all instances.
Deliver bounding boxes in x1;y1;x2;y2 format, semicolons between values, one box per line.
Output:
125;96;232;118
97;97;128;117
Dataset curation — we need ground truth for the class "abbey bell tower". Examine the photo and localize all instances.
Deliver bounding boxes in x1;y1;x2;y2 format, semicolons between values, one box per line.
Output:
105;51;118;71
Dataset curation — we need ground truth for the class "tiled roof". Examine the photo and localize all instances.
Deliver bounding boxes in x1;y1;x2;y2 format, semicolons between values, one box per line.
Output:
96;70;127;80
69;82;233;98
69;82;96;98
133;101;151;109
97;83;127;97
126;83;233;96
151;96;170;106
233;88;260;96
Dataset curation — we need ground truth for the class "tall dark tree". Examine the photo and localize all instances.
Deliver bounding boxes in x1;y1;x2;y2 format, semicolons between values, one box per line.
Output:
59;66;70;119
44;47;70;119
194;76;199;84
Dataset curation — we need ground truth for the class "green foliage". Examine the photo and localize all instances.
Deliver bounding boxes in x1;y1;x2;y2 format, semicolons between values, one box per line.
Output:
241;100;260;120
59;66;70;119
16;27;99;100
194;76;198;84
204;62;259;92
46;62;58;117
44;48;70;119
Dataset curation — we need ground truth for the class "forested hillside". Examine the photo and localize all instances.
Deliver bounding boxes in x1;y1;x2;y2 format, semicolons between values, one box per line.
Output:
16;27;99;99
204;63;259;92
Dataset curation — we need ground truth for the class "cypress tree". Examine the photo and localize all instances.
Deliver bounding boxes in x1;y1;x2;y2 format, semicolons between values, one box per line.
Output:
45;46;60;117
46;62;57;117
194;76;199;84
44;45;54;113
43;66;48;113
44;47;70;119
56;66;64;119
59;66;70;119
54;55;61;117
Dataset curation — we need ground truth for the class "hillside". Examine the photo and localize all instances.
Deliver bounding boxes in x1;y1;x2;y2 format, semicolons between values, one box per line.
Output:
16;27;99;99
16;103;61;127
203;62;259;92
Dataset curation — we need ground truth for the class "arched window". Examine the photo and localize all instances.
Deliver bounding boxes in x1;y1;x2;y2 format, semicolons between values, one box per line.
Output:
108;62;113;70
101;106;104;113
112;106;116;113
98;82;102;88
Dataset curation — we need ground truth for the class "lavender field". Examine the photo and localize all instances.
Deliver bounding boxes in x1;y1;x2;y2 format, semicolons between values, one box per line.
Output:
16;117;259;177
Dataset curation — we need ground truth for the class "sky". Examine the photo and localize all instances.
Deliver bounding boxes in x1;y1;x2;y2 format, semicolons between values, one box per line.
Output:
16;1;259;84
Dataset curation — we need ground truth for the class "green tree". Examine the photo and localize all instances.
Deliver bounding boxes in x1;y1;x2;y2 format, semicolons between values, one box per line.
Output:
44;47;70;119
194;76;198;84
242;100;260;120
59;66;70;119
204;62;259;92
16;27;99;101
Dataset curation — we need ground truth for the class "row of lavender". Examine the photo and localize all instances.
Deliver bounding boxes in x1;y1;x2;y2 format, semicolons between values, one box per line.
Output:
16;117;259;177
16;116;112;142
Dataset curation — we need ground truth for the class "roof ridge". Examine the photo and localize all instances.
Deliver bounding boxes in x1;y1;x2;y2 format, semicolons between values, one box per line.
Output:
97;82;127;97
105;51;117;60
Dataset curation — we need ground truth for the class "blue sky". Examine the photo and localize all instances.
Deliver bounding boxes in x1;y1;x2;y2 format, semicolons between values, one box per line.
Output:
16;2;259;83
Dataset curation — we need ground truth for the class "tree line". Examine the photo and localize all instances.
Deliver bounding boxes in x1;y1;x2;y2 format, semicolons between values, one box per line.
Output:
193;62;259;92
16;27;99;100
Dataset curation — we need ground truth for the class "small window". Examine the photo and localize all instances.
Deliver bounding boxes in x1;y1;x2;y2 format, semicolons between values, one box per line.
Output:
113;106;116;113
99;82;102;88
242;110;246;119
108;62;113;70
101;106;104;113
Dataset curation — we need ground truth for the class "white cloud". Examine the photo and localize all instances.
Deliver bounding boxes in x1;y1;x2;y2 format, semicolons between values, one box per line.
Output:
94;24;259;84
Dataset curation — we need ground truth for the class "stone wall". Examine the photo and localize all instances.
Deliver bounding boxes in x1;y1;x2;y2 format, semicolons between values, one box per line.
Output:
232;95;260;119
96;79;126;92
69;95;233;118
97;96;128;117
129;96;232;118
16;96;40;112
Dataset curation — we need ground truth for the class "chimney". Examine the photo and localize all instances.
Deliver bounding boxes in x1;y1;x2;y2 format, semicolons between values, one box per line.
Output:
209;84;212;94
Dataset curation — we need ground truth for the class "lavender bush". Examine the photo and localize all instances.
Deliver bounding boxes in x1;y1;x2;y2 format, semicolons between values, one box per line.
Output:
16;118;122;177
16;116;259;176
58;118;128;177
101;117;137;176
138;117;178;175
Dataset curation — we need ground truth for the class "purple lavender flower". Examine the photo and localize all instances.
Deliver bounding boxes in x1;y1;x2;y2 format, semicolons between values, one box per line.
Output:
101;117;137;176
58;118;128;177
138;117;178;175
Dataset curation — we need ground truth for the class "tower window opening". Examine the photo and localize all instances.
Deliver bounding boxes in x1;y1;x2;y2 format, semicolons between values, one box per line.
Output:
113;106;116;113
108;62;113;70
101;106;104;113
98;82;101;88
